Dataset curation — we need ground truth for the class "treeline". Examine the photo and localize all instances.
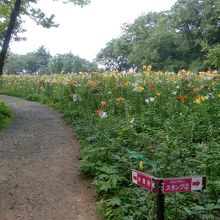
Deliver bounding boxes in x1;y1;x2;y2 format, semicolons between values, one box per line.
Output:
96;0;220;72
4;46;98;74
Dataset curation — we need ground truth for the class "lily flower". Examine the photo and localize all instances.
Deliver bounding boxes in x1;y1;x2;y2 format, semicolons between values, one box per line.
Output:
115;97;126;102
101;101;107;107
177;95;187;102
70;94;81;102
95;109;108;118
145;97;155;104
194;95;207;104
133;86;145;93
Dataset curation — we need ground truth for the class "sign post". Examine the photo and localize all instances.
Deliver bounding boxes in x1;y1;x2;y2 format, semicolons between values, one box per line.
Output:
131;169;206;219
157;193;164;220
156;179;164;220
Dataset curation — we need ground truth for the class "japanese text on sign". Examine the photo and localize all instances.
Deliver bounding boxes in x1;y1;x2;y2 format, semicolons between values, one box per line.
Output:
132;170;156;191
131;170;206;194
163;176;205;193
163;178;191;193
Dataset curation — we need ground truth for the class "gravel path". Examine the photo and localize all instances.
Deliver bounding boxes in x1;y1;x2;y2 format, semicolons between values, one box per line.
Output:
0;95;99;220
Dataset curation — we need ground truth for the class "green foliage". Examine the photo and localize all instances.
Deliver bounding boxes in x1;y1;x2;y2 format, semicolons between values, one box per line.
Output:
96;0;220;72
4;46;51;74
0;0;90;44
207;44;220;70
49;53;98;74
97;188;155;220
0;71;220;219
0;101;12;132
93;165;127;194
4;48;98;74
96;37;131;72
0;2;11;46
0;0;58;46
0;0;92;75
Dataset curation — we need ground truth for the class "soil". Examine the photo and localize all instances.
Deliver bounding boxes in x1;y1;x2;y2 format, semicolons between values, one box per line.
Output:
0;95;100;220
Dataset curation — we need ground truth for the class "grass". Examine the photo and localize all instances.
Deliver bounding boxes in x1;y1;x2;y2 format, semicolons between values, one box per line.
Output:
0;70;220;219
0;101;13;132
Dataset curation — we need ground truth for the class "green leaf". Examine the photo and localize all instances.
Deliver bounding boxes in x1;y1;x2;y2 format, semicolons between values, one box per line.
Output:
193;205;206;212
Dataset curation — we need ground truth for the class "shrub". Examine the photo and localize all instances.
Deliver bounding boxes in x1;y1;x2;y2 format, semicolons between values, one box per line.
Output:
0;101;12;132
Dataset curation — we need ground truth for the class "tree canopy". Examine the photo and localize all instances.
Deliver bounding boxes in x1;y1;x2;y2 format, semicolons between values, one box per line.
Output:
4;46;98;74
96;0;220;72
0;0;91;74
0;0;90;44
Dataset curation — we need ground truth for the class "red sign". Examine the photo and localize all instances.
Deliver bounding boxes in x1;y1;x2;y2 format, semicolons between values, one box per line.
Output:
163;178;191;193
132;170;155;191
132;170;206;194
163;176;205;193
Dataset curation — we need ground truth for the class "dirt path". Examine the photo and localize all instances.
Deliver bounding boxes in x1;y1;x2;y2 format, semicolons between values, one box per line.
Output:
0;95;100;220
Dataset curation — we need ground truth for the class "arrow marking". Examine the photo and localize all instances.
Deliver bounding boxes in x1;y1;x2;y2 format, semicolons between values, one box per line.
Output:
192;180;200;186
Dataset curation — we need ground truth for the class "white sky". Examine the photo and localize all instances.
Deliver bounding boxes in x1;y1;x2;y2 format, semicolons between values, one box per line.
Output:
10;0;177;61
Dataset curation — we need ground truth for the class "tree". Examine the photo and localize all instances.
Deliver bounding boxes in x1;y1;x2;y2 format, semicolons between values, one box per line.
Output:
4;49;97;74
49;53;97;73
4;46;51;74
170;0;220;70
0;0;22;75
24;46;51;74
207;44;220;70
121;12;187;71
0;0;91;75
3;53;25;74
96;37;131;72
96;0;220;72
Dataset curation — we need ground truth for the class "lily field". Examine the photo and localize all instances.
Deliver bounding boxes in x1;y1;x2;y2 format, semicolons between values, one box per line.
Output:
0;70;220;219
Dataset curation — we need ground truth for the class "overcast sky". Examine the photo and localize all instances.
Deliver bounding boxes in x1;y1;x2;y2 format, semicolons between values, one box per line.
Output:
10;0;177;61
